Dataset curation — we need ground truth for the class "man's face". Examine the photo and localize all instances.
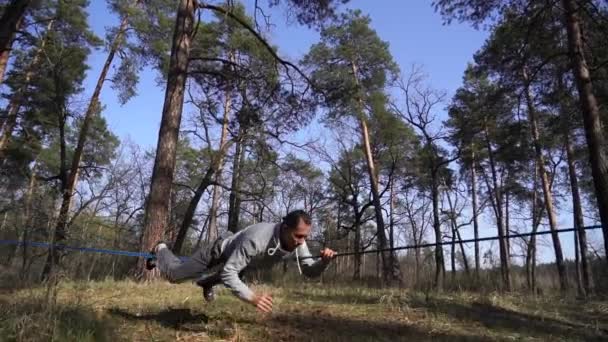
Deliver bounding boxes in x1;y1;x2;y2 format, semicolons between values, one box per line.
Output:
282;219;311;251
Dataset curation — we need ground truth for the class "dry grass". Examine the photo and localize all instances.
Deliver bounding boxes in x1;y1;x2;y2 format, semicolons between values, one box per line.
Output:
0;279;607;341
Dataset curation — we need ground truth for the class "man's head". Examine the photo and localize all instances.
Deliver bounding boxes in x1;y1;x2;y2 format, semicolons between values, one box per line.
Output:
279;210;312;251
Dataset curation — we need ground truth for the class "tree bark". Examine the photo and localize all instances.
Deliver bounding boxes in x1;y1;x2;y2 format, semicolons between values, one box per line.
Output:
561;0;608;260
227;130;246;233
140;0;195;277
389;177;396;278
523;68;568;292
20;161;37;274
505;189;510;260
207;90;231;242
455;226;470;276
0;0;30;85
430;168;445;290
173;168;214;254
353;218;361;280
526;160;543;291
351;60;400;284
471;149;480;278
483;125;510;291
565;132;592;295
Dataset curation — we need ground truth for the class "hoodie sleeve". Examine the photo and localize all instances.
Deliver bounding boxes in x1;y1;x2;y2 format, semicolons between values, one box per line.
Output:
297;242;330;278
220;239;258;302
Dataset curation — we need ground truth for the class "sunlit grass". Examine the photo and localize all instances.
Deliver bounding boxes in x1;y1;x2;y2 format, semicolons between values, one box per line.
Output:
1;279;607;341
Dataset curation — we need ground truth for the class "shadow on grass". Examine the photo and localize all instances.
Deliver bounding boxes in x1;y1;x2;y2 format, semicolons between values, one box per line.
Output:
0;299;117;342
409;297;608;341
288;289;380;305
236;310;489;342
108;307;209;332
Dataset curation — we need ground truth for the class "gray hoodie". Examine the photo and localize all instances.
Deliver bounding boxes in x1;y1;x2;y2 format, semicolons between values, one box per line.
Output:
217;222;329;301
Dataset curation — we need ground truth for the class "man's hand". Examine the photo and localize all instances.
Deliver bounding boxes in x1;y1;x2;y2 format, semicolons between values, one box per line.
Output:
251;293;273;313
319;248;337;262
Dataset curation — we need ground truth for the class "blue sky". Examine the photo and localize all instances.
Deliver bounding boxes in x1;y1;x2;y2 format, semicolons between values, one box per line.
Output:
84;0;488;150
81;1;603;265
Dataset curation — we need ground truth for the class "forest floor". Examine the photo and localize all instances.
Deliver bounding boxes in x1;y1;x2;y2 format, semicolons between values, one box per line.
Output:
1;279;608;341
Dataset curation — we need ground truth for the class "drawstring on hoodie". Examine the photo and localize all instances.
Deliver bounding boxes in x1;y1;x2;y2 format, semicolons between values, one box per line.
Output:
267;236;302;275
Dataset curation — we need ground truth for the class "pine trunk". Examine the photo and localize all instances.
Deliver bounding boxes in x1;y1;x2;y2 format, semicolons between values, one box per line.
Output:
20;162;37;274
227;131;246;234
351;61;400;284
561;0;608;259
0;0;30;85
430;168;445;290
173;167;214;254
526;161;542;291
140;0;195;277
207;91;231;242
483;126;510;290
565;132;592;295
523;68;568;292
471;150;480;279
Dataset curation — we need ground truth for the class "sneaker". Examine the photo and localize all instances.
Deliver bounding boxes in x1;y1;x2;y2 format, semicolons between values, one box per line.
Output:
203;285;216;302
145;241;167;270
145;257;157;270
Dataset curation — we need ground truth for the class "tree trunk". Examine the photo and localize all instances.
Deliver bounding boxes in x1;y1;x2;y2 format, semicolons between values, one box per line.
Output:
471;149;480;278
140;0;195;277
405;201;421;286
565;132;592;295
526;160;543;291
40;13;133;280
20;161;37;274
483;126;510;291
446;186;470;281
174;138;232;253
451;220;456;280
430;169;445;290
389;178;396;279
353;203;362;280
207;90;231;242
455;227;470;276
227;131;246;233
194;214;210;250
523;68;568;292
351;60;400;285
0;19;53;157
561;0;608;260
173;168;214;254
505;190;510;260
0;0;30;85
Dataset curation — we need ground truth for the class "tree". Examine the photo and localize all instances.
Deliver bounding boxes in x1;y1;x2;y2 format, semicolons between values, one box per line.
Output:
447;67;522;291
433;0;608;265
303;9;402;284
392;67;457;290
139;0;347;267
139;0;196;274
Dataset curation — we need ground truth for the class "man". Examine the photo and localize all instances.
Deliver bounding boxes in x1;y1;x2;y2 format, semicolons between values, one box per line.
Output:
146;210;336;313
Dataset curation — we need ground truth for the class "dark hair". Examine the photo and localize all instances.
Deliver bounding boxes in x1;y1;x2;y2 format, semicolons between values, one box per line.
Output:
282;210;312;229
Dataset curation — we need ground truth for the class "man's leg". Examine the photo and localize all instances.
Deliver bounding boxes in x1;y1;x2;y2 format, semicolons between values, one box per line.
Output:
155;244;211;283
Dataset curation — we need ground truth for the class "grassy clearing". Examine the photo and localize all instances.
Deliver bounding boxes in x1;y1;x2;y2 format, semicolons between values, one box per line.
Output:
0;279;607;341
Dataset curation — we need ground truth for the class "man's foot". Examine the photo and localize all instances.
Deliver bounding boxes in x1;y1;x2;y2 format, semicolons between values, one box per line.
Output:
145;257;156;270
203;285;216;302
145;241;168;270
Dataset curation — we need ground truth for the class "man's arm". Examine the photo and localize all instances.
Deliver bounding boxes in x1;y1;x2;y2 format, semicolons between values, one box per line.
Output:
220;239;274;312
297;243;335;278
220;240;256;301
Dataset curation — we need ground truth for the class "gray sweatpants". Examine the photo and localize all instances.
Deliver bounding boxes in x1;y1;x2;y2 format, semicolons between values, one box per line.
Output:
156;245;213;283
